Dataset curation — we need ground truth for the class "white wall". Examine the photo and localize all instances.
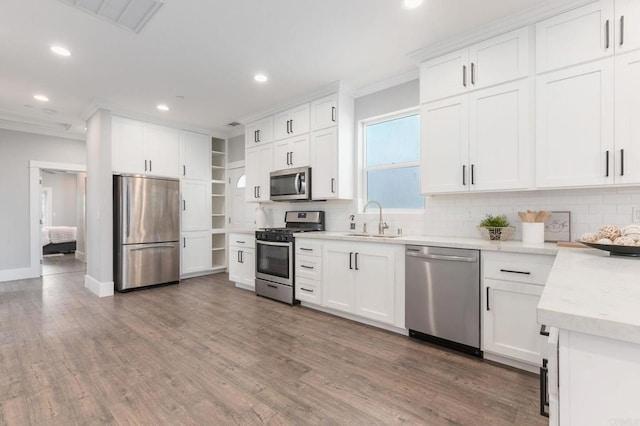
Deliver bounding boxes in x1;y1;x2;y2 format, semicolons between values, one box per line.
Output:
42;171;78;227
0;128;85;271
76;172;87;261
260;79;640;241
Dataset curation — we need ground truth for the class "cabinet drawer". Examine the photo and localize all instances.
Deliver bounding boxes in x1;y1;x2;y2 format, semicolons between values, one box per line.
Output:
296;255;322;281
296;278;321;305
295;240;322;257
483;252;555;286
229;234;255;249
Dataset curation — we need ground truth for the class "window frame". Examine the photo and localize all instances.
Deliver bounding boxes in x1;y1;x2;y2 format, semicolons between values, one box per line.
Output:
358;107;424;213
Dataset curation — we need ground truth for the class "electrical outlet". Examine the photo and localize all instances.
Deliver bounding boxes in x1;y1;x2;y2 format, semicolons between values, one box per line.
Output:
633;207;640;223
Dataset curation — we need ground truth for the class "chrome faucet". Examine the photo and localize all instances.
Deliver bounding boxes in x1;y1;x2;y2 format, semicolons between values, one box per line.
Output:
363;200;389;235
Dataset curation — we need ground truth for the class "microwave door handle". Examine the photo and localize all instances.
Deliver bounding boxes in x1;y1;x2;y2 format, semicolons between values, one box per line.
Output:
295;173;302;194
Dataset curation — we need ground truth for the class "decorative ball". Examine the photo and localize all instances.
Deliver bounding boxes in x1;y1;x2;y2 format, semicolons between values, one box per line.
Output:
614;236;635;246
581;232;599;243
622;224;640;241
597;225;622;241
596;238;613;245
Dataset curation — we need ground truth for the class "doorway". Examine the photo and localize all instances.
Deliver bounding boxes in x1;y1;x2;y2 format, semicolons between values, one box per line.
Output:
228;165;254;227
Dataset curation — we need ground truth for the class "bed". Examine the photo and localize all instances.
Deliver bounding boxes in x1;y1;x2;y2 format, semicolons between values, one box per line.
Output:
42;226;77;255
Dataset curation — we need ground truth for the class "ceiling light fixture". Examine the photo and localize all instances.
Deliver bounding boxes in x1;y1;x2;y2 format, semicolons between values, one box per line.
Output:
157;104;170;111
254;74;268;83
34;94;49;102
50;45;71;57
402;0;424;9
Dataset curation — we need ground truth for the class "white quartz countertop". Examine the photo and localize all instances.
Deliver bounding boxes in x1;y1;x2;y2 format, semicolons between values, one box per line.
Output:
294;231;559;255
538;249;640;345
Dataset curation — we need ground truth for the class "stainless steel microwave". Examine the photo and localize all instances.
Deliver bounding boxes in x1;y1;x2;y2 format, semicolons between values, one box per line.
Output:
270;166;311;201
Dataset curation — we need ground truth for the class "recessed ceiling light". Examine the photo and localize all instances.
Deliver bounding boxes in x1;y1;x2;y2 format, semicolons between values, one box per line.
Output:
157;104;169;111
402;0;423;9
34;94;49;102
254;74;268;83
50;45;71;57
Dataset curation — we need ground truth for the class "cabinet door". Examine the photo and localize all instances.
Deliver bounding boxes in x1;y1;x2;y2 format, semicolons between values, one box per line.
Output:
257;144;273;201
181;232;212;275
228;247;242;283
354;245;395;324
420;48;469;103
181;179;210;232
257;116;274;144
615;50;640;184
245;121;260;148
468;80;530;191
311;94;338;131
273;110;291;140
420;95;469;194
616;0;640;53
469;27;530;90
145;125;180;178
112;117;146;174
289;103;310;136
536;0;614;73
310;127;338;199
322;244;355;313
229;247;255;289
273;139;291;170
245;145;273;202
536;59;614;188
289;134;309;168
483;279;544;365
181;131;211;180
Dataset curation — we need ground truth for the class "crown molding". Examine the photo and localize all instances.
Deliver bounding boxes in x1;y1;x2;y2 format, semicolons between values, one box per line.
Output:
408;0;596;64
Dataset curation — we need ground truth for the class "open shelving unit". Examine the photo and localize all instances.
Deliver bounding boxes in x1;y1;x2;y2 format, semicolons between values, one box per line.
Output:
211;137;227;271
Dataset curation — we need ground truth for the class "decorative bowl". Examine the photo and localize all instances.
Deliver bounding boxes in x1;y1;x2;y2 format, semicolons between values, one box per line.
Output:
580;241;640;257
477;226;516;241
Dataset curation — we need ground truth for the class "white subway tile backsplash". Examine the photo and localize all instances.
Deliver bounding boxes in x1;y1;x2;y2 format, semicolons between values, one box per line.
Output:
263;186;640;242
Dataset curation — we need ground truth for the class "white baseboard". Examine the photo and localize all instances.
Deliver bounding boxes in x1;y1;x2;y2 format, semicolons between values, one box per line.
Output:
483;352;539;374
234;282;255;292
300;303;409;336
84;274;114;297
0;266;39;282
75;251;86;262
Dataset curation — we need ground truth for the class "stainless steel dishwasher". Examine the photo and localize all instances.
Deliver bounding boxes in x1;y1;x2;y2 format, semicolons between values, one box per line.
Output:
406;245;481;357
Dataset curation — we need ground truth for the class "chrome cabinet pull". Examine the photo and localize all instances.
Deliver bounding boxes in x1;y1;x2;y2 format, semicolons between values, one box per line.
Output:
462;65;467;87
290;152;294;166
331;178;336;193
605;19;610;49
331;106;336;122
471;62;476;85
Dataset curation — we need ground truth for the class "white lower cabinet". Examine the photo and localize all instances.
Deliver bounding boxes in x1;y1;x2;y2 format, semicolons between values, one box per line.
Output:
321;240;402;327
295;240;323;305
482;251;555;368
228;234;255;291
181;232;212;276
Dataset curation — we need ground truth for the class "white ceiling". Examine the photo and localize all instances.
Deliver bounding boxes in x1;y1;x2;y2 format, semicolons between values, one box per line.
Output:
0;0;563;138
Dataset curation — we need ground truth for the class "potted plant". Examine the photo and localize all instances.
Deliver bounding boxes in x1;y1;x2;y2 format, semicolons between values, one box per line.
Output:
478;214;516;241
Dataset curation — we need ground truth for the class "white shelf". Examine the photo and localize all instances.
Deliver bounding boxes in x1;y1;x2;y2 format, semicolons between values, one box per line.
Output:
212;179;225;184
212;247;225;252
211;228;226;234
211;150;225;155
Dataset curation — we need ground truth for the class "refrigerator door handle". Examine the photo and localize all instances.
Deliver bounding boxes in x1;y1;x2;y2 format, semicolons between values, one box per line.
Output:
126;182;130;238
130;244;178;252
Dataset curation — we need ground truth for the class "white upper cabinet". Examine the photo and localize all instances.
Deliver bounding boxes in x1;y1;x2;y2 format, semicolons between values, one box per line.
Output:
420;96;469;194
617;0;640;53
536;59;615;188
420;27;529;103
245;144;273;202
614;49;640;184
273;134;310;170
536;0;614;73
274;103;310;140
468;80;531;191
310;94;338;131
245;116;274;148
112;117;180;178
421;80;530;194
180;131;211;180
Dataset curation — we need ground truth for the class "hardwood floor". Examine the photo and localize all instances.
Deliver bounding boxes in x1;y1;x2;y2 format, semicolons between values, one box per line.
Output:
0;271;546;425
42;254;85;276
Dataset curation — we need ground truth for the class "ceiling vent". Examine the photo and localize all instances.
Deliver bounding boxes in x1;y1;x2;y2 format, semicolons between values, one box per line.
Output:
227;121;241;127
57;0;165;33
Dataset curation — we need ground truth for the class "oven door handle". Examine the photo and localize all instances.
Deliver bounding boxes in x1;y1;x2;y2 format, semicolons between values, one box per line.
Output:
257;240;291;247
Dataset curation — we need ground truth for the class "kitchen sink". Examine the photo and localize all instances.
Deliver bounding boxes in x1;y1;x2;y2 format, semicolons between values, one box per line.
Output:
345;233;402;238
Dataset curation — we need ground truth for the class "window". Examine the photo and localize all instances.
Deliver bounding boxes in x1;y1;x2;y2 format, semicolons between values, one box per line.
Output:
362;110;423;210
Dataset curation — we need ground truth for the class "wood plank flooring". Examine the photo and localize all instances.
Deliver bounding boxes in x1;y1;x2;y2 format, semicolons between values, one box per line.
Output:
0;271;546;425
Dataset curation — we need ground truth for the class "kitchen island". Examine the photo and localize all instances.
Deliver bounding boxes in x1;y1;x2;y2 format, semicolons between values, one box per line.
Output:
537;249;640;425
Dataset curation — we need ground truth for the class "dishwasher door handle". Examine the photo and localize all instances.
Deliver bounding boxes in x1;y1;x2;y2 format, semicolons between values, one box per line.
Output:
407;252;477;263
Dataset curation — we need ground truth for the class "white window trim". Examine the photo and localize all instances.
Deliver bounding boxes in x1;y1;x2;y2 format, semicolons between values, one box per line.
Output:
358;107;424;213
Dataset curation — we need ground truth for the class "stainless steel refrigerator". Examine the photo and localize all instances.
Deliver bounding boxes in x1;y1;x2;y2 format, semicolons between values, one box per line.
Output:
113;175;180;291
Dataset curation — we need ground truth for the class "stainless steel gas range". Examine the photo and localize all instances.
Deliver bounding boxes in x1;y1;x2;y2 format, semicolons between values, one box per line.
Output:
255;211;325;305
